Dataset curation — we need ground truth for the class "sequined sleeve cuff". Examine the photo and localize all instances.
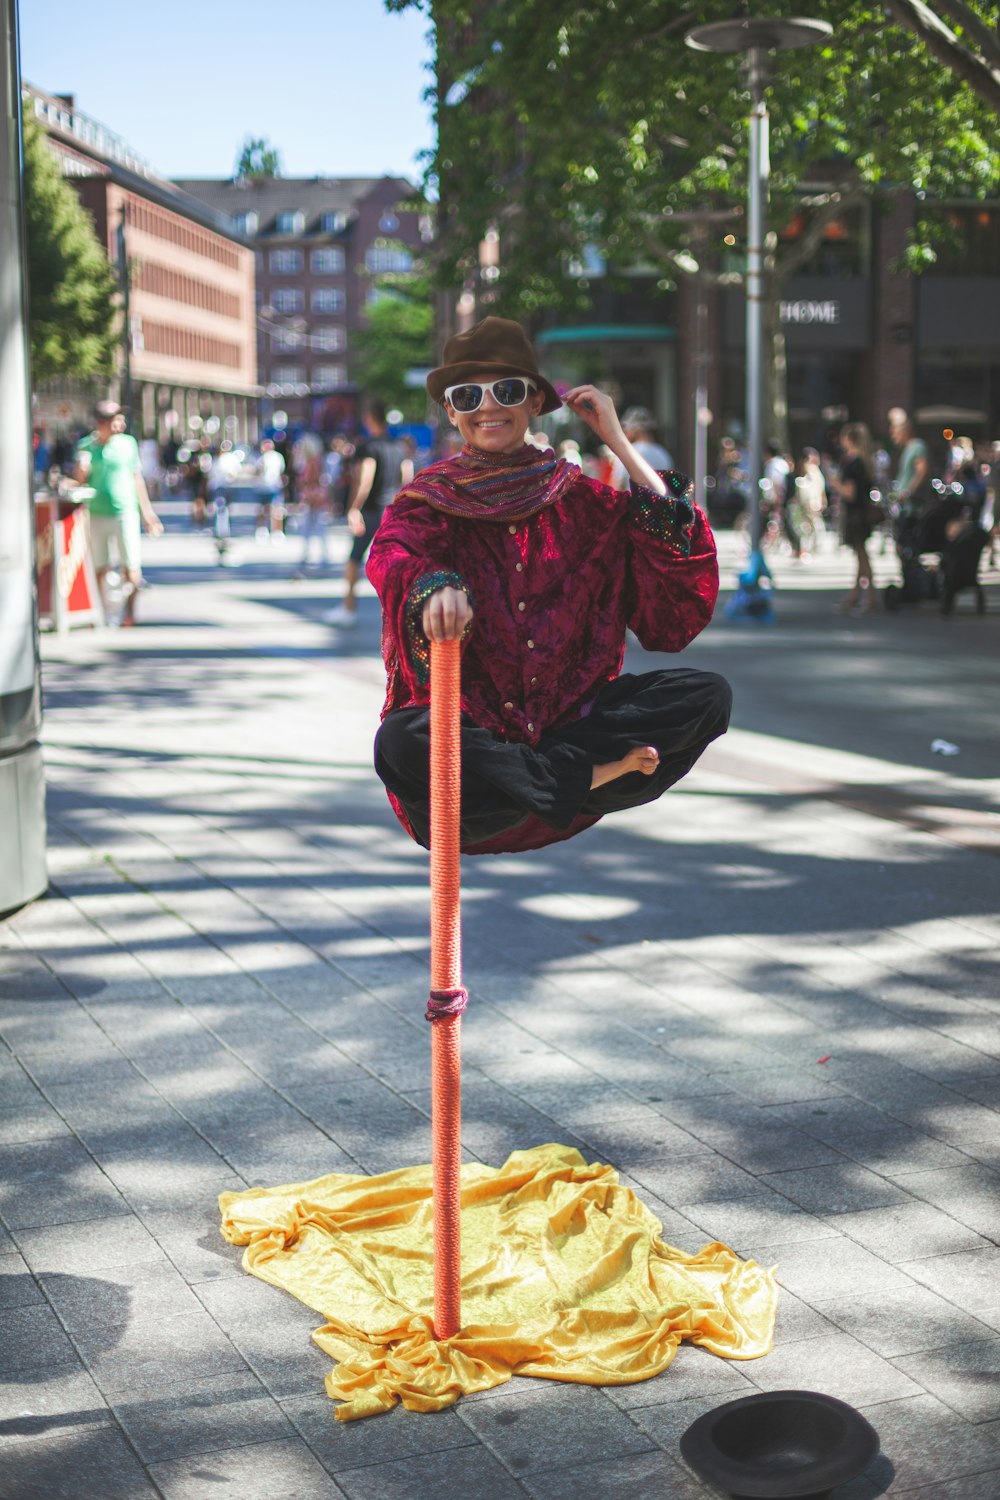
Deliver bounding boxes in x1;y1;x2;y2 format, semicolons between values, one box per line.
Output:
628;470;696;556
405;571;475;686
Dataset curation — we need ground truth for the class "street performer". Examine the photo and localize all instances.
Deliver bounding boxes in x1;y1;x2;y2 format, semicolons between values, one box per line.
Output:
366;316;730;854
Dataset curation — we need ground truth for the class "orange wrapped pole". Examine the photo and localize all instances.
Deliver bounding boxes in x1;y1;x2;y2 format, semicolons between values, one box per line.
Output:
426;636;464;1340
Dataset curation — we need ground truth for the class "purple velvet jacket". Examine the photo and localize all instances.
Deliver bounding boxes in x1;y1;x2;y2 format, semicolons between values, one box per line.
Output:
366;460;719;852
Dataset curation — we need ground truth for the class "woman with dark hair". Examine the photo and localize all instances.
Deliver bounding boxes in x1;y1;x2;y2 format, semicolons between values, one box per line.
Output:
365;316;731;855
835;422;879;614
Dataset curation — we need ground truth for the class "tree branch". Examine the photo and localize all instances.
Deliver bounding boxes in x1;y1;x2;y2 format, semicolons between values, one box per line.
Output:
774;173;870;281
882;0;1000;116
929;0;1000;69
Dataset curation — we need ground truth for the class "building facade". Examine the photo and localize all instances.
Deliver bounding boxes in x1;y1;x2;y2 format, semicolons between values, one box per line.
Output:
27;85;259;445
521;190;1000;476
175;176;429;433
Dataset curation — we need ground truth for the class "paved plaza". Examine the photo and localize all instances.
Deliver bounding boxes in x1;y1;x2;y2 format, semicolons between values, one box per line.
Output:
2;505;999;1499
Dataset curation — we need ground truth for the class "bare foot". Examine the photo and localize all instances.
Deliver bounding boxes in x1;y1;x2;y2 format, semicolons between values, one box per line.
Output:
590;745;660;791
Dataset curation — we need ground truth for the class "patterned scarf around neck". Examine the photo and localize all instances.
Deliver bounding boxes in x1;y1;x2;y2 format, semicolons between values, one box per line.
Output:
398;442;578;523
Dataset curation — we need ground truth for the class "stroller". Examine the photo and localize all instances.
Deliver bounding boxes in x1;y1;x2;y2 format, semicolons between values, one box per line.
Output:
883;494;987;614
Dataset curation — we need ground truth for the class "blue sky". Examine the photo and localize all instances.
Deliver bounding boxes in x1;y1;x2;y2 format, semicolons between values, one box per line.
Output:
19;0;436;183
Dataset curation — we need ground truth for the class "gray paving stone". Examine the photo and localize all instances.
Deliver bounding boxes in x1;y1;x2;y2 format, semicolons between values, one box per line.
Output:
899;1247;1000;1332
0;1302;86;1379
0;1136;128;1229
625;1152;772;1207
0;1424;161;1500
832;1201;991;1263
746;1329;924;1405
15;1212;168;1277
603;1341;760;1411
149;1435;347;1499
194;1272;333;1399
760;1161;915;1215
39;1259;204;1337
0;1102;73;1144
521;1446;712;1500
812;1282;999;1358
768;1236;911;1302
0;1251;43;1309
678;1195;842;1254
892;1163;1000;1240
72;1303;249;1398
857;1392;1000;1492
110;1367;294;1463
892;1337;1000;1423
890;1473;1000;1499
331;1442;528;1500
457;1381;653;1475
281;1392;479;1472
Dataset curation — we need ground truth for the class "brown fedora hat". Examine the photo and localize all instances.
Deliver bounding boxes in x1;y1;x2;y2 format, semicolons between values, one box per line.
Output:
427;316;562;414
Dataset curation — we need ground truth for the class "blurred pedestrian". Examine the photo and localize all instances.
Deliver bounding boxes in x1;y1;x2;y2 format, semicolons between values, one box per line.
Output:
790;447;827;553
292;433;332;577
833;422;878;614
763;440;799;556
75;401;162;626
326;400;412;628
609;407;674;489
256;439;286;542
887;408;930;515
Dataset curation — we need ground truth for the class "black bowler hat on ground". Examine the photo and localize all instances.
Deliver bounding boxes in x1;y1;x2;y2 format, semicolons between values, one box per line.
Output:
426;317;562;414
679;1389;880;1499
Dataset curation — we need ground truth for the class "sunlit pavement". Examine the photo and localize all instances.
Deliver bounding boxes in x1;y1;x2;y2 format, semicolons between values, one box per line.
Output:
2;501;999;1499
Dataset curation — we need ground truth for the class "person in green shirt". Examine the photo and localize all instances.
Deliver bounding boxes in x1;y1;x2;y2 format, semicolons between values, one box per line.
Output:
888;407;931;512
76;400;162;625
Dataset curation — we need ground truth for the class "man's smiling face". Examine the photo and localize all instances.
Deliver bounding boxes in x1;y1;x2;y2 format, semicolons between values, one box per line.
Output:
444;372;545;455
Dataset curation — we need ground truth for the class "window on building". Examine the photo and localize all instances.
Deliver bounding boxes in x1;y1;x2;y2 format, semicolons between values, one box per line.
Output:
922;206;1000;275
312;325;345;351
312;287;345;313
777;204;870;276
364;243;414;274
276;210;305;235
313;364;347;389
272;288;304;313
234;210;259;236
270;249;303;274
320;212;348;233
272;364;304;383
379;212;399;233
272;328;304;350
311;247;345;273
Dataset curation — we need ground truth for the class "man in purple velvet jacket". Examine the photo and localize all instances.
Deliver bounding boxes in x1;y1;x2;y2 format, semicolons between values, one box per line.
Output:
366;317;730;855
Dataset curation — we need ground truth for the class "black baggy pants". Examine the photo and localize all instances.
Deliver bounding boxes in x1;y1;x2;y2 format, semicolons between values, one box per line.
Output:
374;668;732;850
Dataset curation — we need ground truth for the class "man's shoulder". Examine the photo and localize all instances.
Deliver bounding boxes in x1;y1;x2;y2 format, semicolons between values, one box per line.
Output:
111;433;140;460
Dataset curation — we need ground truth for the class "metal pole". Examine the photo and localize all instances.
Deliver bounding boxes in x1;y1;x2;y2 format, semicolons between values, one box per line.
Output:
117;210;131;426
693;271;709;513
745;44;769;556
0;0;47;912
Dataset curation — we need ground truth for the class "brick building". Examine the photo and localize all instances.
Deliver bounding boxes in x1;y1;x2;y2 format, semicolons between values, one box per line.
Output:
174;176;429;433
26;85;259;445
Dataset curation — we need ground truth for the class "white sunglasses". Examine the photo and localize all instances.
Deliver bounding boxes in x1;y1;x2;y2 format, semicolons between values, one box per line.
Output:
444;377;537;413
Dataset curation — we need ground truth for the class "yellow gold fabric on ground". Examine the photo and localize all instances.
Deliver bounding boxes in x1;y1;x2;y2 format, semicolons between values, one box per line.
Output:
219;1143;777;1421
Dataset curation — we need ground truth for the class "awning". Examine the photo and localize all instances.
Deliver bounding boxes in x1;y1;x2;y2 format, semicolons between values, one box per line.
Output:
537;324;676;344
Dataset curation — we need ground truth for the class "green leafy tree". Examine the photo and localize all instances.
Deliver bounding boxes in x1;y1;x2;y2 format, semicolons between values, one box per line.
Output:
389;1;1000;435
235;137;282;181
22;102;119;385
353;263;435;420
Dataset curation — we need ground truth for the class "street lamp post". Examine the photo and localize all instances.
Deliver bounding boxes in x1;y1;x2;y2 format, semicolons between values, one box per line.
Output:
686;16;831;617
0;0;47;912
